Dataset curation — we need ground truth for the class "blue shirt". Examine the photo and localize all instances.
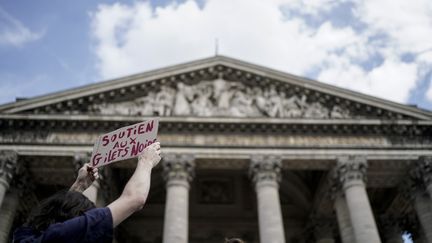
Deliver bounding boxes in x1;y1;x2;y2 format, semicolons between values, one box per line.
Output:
13;207;113;243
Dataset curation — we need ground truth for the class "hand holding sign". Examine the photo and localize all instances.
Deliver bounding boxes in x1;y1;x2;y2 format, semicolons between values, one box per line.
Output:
70;164;99;192
91;119;159;167
138;142;162;168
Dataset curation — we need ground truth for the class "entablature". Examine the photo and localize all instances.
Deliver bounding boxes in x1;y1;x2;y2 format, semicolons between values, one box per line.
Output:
1;114;431;137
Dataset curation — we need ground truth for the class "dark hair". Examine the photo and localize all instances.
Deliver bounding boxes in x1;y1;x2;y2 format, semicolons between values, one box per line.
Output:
26;190;95;232
225;238;245;243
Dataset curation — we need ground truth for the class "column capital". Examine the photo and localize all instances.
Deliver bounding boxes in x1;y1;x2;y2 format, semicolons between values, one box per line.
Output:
411;156;432;187
249;155;282;187
335;155;367;188
400;177;421;201
162;154;195;187
0;150;18;188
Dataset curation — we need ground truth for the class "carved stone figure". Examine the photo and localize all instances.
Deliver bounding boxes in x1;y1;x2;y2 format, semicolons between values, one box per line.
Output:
282;94;303;118
191;83;213;116
267;86;284;118
155;86;175;116
230;89;254;117
174;83;193;116
213;79;235;115
134;92;156;115
304;102;329;119
254;87;268;116
86;78;352;119
330;105;350;118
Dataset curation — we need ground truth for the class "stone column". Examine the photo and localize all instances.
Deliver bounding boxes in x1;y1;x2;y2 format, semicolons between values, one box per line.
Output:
162;154;194;243
409;156;432;243
0;151;17;208
335;156;381;243
249;155;285;243
413;191;432;243
0;191;19;243
417;156;432;200
333;193;355;243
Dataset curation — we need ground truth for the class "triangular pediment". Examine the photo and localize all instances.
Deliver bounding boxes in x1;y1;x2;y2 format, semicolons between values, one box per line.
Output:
1;56;431;120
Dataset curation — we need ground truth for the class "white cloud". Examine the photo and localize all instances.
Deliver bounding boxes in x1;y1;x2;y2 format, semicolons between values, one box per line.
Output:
353;0;432;54
90;0;432;106
90;0;359;77
318;55;418;102
427;78;432;102
0;7;43;47
351;0;432;104
278;0;347;15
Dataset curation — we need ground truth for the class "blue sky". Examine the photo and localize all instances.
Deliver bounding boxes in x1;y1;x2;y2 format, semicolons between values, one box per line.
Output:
0;0;431;113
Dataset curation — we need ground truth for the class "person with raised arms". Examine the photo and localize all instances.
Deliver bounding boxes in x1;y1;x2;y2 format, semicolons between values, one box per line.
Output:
13;142;162;243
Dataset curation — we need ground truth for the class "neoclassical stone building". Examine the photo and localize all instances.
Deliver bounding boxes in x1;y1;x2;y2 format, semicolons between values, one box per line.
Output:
0;56;431;243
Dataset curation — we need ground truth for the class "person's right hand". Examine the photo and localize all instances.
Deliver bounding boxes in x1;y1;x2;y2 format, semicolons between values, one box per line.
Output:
138;142;161;168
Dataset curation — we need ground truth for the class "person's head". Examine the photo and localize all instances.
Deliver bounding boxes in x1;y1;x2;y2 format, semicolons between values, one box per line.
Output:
225;238;245;243
26;190;95;232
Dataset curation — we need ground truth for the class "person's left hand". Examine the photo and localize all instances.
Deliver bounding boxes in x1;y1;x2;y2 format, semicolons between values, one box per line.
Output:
70;164;99;193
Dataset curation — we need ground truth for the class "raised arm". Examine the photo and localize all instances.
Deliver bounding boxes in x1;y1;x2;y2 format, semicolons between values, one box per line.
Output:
70;163;99;193
108;142;161;227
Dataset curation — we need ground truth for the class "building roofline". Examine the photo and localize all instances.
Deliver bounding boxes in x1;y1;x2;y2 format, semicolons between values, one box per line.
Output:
1;55;431;119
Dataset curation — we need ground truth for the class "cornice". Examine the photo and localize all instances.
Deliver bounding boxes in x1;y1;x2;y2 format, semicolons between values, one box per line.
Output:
3;146;432;161
0;114;431;137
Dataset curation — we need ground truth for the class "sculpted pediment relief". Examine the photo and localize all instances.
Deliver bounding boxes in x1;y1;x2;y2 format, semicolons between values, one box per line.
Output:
2;56;430;120
87;78;351;119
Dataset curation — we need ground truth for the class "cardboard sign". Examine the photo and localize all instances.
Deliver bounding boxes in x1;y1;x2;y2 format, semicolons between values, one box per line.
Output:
90;119;159;167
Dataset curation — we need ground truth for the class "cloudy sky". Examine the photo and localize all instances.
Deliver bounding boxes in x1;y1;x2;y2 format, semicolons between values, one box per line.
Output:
0;0;432;111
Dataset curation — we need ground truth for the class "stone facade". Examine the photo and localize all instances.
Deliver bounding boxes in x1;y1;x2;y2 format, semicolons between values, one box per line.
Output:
0;56;432;243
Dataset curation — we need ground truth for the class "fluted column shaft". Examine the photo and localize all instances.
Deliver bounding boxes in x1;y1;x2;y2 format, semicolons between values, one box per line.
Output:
414;191;432;243
0;151;17;208
162;154;194;243
417;156;432;200
409;156;432;243
0;191;19;243
334;193;355;243
335;156;381;243
250;155;285;243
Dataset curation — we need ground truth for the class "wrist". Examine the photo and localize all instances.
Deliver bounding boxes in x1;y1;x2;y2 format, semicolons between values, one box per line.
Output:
138;159;153;170
70;181;87;193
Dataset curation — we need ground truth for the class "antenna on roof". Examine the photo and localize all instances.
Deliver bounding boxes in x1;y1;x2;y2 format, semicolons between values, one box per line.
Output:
215;38;219;56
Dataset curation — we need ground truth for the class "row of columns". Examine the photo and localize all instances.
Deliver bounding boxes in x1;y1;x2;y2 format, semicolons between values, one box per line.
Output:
1;152;432;243
160;154;287;243
160;155;432;243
